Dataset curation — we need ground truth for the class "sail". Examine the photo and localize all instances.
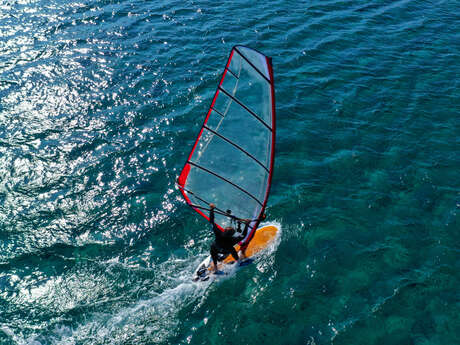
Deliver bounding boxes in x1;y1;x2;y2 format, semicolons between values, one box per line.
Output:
177;45;275;246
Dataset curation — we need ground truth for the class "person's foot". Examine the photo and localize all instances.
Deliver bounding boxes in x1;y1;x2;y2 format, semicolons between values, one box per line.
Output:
239;258;253;267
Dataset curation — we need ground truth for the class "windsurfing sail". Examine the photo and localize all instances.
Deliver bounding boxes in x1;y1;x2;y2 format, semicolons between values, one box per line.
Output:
177;45;275;246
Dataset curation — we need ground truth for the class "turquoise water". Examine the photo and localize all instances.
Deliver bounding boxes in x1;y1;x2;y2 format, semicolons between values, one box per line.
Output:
1;0;459;344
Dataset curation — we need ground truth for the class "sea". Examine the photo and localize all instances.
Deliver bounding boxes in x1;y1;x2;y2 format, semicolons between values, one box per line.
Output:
0;0;458;344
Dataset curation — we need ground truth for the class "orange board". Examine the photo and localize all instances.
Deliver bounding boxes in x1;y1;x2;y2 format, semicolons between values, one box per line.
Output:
193;224;279;281
211;224;278;270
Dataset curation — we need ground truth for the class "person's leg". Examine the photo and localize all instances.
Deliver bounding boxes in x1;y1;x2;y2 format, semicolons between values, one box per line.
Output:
229;246;239;262
239;243;248;259
210;243;219;271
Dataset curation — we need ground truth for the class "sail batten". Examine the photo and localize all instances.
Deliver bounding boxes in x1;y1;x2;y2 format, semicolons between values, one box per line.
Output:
202;125;270;172
217;86;272;131
225;67;239;79
178;45;275;245
187;160;264;206
234;47;271;83
210;107;225;118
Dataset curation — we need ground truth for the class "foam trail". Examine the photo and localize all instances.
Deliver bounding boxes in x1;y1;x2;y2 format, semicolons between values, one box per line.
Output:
55;258;210;344
8;224;282;345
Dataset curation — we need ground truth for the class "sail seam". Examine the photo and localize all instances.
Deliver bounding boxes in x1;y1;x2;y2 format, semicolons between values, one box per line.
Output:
225;67;239;79
179;185;236;218
203;125;269;172
210;107;225;118
217;86;272;131
234;47;271;83
187;160;264;206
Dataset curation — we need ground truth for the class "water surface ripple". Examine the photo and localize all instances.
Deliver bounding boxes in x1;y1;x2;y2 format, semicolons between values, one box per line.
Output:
0;0;458;344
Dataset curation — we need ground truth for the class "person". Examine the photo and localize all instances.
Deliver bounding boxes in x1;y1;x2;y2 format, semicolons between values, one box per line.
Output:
208;203;250;273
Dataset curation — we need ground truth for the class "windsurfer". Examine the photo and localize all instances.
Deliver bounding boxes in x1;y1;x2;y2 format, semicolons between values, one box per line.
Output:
208;203;250;273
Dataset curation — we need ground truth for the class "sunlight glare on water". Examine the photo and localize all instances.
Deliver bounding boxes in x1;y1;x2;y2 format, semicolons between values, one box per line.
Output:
0;0;459;344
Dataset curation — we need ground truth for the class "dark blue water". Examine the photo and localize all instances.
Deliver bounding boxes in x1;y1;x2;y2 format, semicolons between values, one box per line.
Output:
1;0;459;344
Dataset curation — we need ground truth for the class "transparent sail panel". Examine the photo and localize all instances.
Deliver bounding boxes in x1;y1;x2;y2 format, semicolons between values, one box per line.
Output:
210;92;271;168
186;167;262;229
234;46;270;81
191;129;268;203
226;52;272;126
178;46;275;238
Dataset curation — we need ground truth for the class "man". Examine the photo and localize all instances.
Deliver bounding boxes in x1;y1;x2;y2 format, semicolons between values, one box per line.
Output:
208;203;250;273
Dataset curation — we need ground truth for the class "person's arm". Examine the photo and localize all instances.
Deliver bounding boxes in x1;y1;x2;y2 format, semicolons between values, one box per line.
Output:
209;203;222;238
234;219;250;241
241;219;250;238
209;203;215;224
240;213;265;237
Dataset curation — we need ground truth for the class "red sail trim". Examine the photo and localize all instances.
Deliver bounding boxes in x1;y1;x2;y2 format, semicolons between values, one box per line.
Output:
225;67;239;79
234;47;271;83
187;160;264;206
177;163;190;186
241;55;276;247
217;86;272;131
202;125;270;172
178;185;225;231
177;49;235;233
177;50;235;191
211;107;225;117
178;46;274;238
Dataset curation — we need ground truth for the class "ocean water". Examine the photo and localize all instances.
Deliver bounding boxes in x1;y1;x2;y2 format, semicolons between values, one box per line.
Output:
0;0;459;344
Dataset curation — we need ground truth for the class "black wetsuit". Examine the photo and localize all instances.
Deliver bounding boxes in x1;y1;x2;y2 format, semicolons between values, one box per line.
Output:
209;208;249;268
